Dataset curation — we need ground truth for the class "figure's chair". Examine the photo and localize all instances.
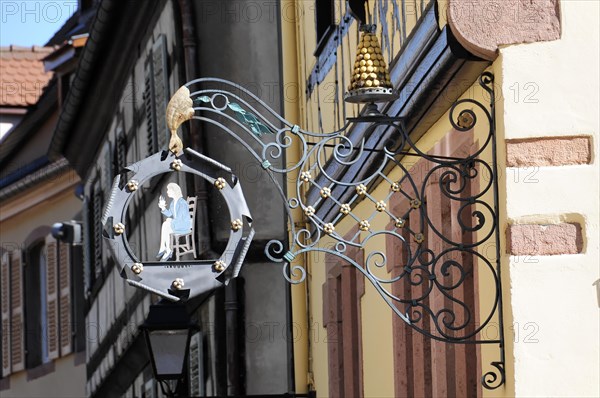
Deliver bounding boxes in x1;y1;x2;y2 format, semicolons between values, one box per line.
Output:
170;196;197;260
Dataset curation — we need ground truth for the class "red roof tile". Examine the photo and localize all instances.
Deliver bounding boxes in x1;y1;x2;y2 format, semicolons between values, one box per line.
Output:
0;45;55;107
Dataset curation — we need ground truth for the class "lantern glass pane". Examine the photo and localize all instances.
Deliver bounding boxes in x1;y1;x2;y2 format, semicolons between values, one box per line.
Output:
149;330;189;377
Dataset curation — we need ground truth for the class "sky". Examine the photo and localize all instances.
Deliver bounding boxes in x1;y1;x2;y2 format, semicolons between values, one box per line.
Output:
0;1;78;47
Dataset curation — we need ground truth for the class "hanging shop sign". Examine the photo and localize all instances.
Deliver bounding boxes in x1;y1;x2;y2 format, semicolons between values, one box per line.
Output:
102;87;254;302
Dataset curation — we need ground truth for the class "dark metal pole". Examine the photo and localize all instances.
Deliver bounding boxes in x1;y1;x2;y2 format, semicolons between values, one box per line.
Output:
176;0;213;257
225;279;242;396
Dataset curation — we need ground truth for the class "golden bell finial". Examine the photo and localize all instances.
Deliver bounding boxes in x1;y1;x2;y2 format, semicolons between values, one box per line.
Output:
345;25;398;104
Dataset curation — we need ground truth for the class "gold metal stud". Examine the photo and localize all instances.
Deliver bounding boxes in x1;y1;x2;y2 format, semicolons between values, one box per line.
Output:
170;159;183;171
320;187;331;199
376;200;387;212
126;180;139;192
323;223;335;235
172;278;184;290
391;182;400;192
414;233;425;244
131;263;143;275
214;260;226;272
214;177;227;190
359;220;370;231
304;206;315;217
300;171;312;182
395;218;405;228
356;184;367;195
340;204;351;215
113;223;125;235
231;219;243;231
410;199;422;209
457;110;475;130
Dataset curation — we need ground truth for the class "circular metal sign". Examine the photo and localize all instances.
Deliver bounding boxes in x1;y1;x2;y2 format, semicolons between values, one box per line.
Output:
102;148;254;301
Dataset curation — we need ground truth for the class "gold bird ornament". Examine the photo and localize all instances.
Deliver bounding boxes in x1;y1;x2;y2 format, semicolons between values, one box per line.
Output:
166;85;195;156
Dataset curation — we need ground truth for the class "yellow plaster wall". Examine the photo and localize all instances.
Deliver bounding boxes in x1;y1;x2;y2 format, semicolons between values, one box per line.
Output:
1;355;86;398
281;0;501;396
247;1;597;397
0;175;80;244
306;244;330;395
294;0;433;136
359;222;395;398
349;70;504;397
295;71;505;396
0;173;83;397
280;0;308;392
487;57;515;398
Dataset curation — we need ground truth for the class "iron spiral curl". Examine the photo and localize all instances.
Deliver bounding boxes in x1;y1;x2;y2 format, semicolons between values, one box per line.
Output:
482;361;505;390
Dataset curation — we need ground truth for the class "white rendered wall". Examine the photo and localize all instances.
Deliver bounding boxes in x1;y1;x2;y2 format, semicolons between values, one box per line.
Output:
499;1;599;396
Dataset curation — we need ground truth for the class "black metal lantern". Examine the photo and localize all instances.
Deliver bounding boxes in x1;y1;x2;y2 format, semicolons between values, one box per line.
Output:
141;296;197;396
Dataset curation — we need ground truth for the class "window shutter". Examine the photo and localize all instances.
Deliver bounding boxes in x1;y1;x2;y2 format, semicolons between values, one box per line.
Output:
1;252;11;376
114;126;127;176
103;142;113;194
93;189;103;280
58;242;72;356
9;250;25;371
152;35;169;151
45;236;60;360
144;35;170;155
82;196;92;296
189;332;204;396
143;55;157;154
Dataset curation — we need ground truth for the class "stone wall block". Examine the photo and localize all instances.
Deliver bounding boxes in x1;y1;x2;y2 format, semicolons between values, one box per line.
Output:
447;0;562;60
506;136;592;167
507;222;584;255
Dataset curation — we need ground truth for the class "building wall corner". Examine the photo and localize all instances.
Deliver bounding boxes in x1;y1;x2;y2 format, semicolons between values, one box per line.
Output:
445;0;561;61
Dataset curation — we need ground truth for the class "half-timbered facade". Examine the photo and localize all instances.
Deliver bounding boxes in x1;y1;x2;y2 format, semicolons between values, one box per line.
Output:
48;1;293;396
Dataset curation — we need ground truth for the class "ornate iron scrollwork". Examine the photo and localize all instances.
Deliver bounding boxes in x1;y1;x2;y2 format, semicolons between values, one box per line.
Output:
181;71;504;389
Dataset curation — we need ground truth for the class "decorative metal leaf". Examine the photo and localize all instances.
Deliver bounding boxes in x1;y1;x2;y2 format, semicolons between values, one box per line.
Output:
227;102;245;113
227;102;273;137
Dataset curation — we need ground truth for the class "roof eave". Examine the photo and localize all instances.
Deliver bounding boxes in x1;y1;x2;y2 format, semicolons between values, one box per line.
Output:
48;0;119;164
0;81;58;168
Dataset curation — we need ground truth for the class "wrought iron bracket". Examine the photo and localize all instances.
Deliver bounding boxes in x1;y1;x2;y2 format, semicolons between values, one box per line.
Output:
122;72;505;389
